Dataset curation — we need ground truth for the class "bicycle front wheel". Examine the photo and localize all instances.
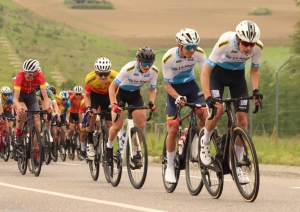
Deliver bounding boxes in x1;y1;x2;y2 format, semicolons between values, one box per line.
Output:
3;130;13;162
17;135;28;175
230;127;260;202
185;126;203;196
200;128;224;199
100;128;111;183
126;127;148;189
30;127;43;177
42;130;51;165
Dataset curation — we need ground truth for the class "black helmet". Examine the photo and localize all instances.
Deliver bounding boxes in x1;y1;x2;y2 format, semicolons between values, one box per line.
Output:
136;47;155;62
49;86;57;95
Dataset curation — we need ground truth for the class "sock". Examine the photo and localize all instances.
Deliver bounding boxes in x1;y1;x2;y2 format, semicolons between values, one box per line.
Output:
167;151;175;168
133;146;138;156
202;128;213;145
81;142;86;151
16;128;22;136
235;145;244;163
107;140;113;148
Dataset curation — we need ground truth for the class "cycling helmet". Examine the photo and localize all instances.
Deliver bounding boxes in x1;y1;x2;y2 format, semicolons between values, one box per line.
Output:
236;20;260;43
23;59;40;72
45;82;50;89
59;91;69;99
176;28;200;45
49;86;56;94
73;85;83;94
136;47;155;62
1;86;11;94
94;57;112;72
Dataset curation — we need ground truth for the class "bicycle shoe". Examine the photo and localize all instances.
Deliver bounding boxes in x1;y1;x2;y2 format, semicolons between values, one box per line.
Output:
131;151;143;169
105;147;113;166
14;135;22;147
65;138;70;150
79;151;86;160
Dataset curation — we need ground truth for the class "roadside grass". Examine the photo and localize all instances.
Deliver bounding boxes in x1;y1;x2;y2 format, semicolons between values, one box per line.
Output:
64;0;114;10
146;133;300;166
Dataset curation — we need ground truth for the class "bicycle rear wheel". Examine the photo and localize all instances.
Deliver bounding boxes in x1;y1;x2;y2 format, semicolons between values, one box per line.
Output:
230;127;260;202
17;134;28;175
3;130;13;162
100;128;111;183
108;148;122;187
200;128;224;199
42;130;51;165
51;131;58;162
68;135;76;161
58;130;66;162
126;127;148;189
185;126;203;196
162;132;180;193
30;127;43;177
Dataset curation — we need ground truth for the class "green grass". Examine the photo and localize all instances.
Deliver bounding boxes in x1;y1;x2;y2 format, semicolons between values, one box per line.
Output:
249;7;272;16
64;0;114;10
146;133;300;166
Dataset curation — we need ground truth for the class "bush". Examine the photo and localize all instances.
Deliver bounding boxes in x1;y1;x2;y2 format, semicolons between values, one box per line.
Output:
249;7;272;16
64;0;114;9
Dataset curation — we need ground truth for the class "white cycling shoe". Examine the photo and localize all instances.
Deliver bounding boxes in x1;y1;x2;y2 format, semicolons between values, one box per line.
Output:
165;167;176;183
200;138;211;166
236;167;250;184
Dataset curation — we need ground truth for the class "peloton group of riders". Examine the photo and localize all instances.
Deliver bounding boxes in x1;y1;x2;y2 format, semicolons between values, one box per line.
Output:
0;20;263;187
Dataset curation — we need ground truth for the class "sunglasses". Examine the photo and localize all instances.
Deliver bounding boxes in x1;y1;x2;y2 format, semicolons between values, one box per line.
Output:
24;71;37;77
140;61;153;67
183;44;198;51
75;93;82;96
62;98;67;101
3;94;10;97
240;41;256;47
97;72;110;77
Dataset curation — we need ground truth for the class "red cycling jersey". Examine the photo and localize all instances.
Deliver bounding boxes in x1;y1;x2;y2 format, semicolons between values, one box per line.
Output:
14;71;46;94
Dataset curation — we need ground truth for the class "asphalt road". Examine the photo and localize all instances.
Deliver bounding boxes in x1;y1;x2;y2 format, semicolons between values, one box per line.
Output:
0;157;300;212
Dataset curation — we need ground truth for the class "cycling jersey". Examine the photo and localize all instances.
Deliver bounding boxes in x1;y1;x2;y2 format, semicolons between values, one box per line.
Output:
69;94;84;114
206;31;263;70
0;95;13;112
60;100;71;116
55;94;62;108
14;71;46;94
84;70;118;94
79;99;86;114
113;61;158;91
162;47;206;84
36;89;56;102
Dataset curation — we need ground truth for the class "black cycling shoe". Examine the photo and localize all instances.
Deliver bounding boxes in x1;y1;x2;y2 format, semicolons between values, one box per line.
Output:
79;151;86;160
65;139;70;150
131;151;143;169
105;147;113;166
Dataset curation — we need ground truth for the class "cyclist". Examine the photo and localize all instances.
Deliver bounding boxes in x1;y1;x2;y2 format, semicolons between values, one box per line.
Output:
200;20;263;184
107;47;158;165
0;86;14;133
13;59;52;165
0;102;5;158
65;86;84;153
78;98;88;160
162;28;208;183
84;57;118;159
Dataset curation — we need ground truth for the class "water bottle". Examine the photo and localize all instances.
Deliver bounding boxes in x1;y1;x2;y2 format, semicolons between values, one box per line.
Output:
178;133;187;155
119;132;126;153
26;133;30;144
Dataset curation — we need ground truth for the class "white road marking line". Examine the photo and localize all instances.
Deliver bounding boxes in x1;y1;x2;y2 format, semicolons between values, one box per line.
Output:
0;182;166;212
290;187;300;189
55;162;79;166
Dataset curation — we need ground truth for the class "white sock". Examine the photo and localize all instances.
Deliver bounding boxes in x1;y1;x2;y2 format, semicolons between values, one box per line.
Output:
235;145;244;163
202;128;213;145
107;139;113;148
167;151;175;168
80;142;86;151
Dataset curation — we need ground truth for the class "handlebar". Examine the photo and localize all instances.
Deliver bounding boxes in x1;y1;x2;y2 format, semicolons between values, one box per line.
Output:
173;102;207;120
86;111;110;127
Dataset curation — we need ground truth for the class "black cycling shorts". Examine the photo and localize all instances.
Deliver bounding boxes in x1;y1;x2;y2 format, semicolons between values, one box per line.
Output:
116;88;144;111
90;90;111;121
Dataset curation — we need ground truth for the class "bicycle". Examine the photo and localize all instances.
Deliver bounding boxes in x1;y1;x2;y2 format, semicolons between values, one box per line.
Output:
0;116;13;162
15;110;48;177
107;102;153;189
67;121;80;161
51;116;66;162
161;101;206;195
200;96;262;202
40;113;51;165
86;111;111;183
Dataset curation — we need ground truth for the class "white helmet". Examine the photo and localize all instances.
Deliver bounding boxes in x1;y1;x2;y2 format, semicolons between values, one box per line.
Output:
45;82;50;89
1;86;11;94
23;59;40;72
176;28;200;45
59;91;69;99
94;57;112;72
236;20;260;43
73;85;83;94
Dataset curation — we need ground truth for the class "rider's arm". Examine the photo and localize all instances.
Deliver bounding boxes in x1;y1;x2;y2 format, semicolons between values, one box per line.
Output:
250;67;259;90
13;89;21;109
109;81;118;104
200;64;214;99
0;103;3;115
84;91;91;108
66;108;70;122
164;83;181;100
40;87;50;109
148;88;156;103
52;100;59;114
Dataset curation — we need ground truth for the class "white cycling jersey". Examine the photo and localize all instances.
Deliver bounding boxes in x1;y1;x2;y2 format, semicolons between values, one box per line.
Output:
162;47;207;84
207;31;263;70
113;61;158;92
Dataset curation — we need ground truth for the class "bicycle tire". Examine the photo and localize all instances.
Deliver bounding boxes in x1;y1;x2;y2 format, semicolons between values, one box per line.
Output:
200;128;224;199
230;126;260;202
101;128;111;183
108;136;122;187
51;131;58;162
88;130;101;181
17;134;28;175
68;134;76;161
162;132;180;193
42;130;51;165
185;126;204;196
3;130;12;162
126;127;148;189
30;127;43;177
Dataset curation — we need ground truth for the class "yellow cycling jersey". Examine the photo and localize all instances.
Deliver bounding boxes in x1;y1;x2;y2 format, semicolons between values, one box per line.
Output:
84;70;118;94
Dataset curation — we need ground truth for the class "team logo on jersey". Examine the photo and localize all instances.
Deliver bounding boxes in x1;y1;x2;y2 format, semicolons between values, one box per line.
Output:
225;55;231;59
187;57;194;61
172;68;178;71
128;78;133;82
231;50;237;53
144;73;150;77
134;73;139;76
176;60;181;63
